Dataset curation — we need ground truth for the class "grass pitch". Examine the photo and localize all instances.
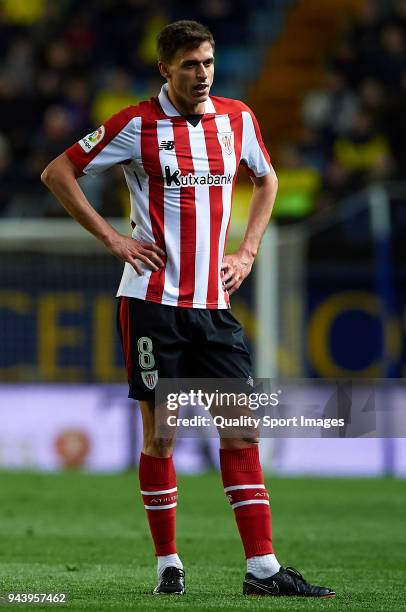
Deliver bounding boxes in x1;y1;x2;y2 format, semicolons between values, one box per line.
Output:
0;471;404;611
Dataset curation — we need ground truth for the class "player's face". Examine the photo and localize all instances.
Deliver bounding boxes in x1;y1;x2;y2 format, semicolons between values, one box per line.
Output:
159;42;215;114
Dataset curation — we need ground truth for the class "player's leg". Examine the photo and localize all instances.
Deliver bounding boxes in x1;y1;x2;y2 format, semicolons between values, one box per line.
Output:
193;309;335;597
219;437;280;579
138;400;184;594
117;297;186;594
221;438;334;598
190;310;280;577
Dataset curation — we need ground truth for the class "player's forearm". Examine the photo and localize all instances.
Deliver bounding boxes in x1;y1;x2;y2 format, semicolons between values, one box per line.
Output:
41;156;117;247
239;169;278;259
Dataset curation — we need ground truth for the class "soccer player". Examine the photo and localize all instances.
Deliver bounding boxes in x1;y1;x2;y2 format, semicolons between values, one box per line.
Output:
41;20;335;599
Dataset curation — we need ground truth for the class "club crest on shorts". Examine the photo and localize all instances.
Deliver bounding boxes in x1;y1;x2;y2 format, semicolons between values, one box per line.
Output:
141;370;158;390
78;126;105;153
217;131;234;156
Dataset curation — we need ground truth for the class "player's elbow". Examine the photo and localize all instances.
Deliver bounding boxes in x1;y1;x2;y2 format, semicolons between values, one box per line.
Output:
41;153;78;188
266;169;278;201
253;168;278;194
269;166;278;190
40;159;60;188
40;164;52;187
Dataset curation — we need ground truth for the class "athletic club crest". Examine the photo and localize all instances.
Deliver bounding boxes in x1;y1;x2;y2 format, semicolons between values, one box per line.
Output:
141;370;158;389
217;131;234;156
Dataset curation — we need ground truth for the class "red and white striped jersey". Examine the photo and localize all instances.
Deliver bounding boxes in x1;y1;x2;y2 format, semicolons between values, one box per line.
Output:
66;84;271;309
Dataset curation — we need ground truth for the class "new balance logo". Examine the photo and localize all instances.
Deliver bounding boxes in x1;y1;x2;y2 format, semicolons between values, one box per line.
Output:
164;165;232;188
159;140;175;150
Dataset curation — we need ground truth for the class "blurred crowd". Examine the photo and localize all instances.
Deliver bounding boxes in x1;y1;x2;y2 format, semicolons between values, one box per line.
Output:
292;0;406;214
1;0;405;219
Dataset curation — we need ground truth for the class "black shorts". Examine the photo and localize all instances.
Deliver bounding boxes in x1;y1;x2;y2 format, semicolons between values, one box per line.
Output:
117;297;252;400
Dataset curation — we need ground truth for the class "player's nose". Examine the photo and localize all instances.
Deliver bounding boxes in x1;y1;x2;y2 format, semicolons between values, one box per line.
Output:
196;63;208;79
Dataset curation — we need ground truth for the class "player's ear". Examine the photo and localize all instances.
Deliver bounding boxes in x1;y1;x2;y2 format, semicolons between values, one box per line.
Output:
158;61;170;80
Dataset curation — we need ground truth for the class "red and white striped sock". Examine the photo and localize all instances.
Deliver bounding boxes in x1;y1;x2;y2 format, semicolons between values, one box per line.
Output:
220;445;273;558
139;452;178;556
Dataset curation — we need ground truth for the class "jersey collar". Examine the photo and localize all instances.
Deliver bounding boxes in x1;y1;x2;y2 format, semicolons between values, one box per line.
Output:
158;83;216;116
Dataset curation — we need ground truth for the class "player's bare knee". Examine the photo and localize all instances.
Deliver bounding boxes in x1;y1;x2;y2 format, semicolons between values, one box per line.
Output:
143;437;175;457
220;438;259;449
243;437;259;445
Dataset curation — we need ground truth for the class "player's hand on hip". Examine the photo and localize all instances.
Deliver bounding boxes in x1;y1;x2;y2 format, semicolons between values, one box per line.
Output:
105;232;166;276
221;252;254;295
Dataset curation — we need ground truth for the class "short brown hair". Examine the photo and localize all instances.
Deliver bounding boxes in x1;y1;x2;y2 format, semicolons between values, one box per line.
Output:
157;20;215;64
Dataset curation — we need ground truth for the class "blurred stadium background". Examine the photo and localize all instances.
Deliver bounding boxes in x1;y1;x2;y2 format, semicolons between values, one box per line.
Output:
1;0;406;478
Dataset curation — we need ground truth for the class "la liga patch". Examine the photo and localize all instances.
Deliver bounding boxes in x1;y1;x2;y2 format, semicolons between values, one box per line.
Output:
78;126;105;153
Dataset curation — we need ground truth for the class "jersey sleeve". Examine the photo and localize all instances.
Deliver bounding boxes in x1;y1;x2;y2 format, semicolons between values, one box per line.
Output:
65;106;139;176
240;106;271;178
